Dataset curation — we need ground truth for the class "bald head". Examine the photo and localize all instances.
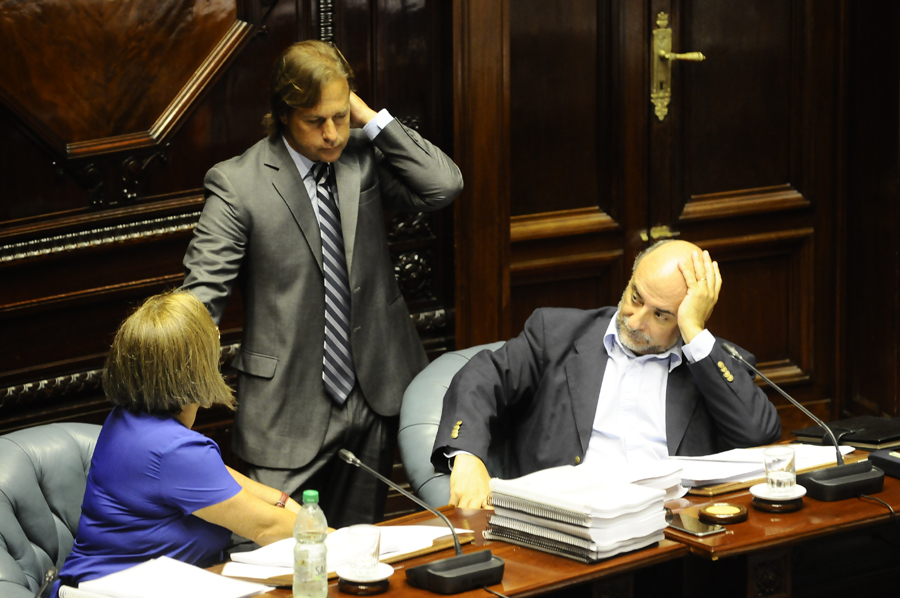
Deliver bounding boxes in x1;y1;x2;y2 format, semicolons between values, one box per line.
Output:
633;240;702;306
615;240;704;355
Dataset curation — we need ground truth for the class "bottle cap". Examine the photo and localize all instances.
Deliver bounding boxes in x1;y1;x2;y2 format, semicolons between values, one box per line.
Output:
302;489;319;504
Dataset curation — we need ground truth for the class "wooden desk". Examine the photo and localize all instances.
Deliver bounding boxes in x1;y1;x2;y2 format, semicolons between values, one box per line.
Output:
251;507;687;598
665;472;900;597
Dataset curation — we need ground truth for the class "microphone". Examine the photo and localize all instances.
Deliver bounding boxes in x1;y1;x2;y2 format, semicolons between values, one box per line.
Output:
34;567;58;598
338;449;504;594
722;343;884;501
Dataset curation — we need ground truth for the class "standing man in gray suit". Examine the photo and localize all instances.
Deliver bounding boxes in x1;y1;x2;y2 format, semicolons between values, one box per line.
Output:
182;41;463;527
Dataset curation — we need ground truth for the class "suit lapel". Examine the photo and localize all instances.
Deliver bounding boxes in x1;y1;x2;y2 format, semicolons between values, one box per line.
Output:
665;363;696;455
266;137;324;273
565;313;612;455
334;150;361;279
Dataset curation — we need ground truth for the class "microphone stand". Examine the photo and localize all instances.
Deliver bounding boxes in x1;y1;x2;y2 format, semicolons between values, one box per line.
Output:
339;450;504;594
723;343;884;501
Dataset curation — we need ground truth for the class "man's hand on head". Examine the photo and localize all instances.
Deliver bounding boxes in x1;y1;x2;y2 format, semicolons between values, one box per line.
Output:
349;92;378;129
448;453;493;509
677;250;722;344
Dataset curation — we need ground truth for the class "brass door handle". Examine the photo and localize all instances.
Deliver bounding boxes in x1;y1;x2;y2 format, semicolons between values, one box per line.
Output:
651;12;705;121
639;225;681;243
660;51;706;62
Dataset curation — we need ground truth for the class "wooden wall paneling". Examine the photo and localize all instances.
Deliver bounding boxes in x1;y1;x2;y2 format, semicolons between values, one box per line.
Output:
0;0;295;434
648;0;843;435
509;0;602;218
505;1;633;336
698;230;822;435
369;0;457;358
453;0;511;347
331;0;458;519
843;1;900;418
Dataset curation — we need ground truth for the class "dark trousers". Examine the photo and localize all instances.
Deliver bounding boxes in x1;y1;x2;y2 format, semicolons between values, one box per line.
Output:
244;388;398;529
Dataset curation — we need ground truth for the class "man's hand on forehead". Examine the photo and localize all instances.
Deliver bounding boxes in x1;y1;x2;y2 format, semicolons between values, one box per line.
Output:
676;250;722;344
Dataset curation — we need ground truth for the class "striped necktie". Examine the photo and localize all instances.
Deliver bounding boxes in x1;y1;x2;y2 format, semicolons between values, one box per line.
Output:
311;162;356;404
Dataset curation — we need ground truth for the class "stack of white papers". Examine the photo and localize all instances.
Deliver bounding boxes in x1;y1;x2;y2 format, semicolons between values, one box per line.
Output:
60;556;269;598
670;444;856;487
485;465;668;563
223;525;473;580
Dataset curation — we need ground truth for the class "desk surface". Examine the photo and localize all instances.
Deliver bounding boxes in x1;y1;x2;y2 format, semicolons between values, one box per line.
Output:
665;469;900;559
223;475;900;597
249;507;686;598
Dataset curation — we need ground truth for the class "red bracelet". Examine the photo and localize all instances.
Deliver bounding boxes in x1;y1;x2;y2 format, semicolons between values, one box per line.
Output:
276;491;289;508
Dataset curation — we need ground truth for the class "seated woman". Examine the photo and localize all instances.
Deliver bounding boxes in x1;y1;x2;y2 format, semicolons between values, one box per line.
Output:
57;290;300;592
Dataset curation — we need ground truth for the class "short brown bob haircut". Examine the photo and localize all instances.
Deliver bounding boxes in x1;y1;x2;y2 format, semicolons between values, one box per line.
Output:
103;290;235;415
262;40;355;138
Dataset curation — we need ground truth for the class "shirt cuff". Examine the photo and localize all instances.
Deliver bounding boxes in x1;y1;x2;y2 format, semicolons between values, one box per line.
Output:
682;329;715;363
363;109;394;140
444;449;474;471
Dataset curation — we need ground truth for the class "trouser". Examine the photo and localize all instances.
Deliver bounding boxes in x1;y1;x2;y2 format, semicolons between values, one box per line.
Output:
243;387;398;529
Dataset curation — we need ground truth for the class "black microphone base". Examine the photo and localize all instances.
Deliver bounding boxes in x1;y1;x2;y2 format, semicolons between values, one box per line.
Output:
405;550;505;594
796;460;884;501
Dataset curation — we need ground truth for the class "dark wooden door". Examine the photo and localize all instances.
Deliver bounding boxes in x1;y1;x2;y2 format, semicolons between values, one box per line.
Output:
642;0;842;434
455;0;844;434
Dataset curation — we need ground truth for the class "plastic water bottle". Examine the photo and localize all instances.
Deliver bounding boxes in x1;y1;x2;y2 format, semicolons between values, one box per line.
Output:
293;489;328;598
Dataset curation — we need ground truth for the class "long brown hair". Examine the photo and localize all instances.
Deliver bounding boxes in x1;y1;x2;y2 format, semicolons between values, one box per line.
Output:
103;290;235;415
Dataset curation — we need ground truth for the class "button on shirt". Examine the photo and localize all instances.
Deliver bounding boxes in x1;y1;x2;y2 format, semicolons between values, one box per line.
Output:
581;313;715;467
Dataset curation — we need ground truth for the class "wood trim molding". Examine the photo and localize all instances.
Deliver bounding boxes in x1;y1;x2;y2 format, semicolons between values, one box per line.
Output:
0;342;243;431
511;249;622;285
703;228;815;385
756;359;810;387
0;192;205;242
0;274;185;317
65;20;255;159
510;207;618;243
0;211;201;264
453;0;511;346
699;227;814;251
680;184;810;222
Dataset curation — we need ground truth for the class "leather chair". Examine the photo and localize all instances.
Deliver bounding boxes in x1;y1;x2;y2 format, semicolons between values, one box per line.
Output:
0;423;101;598
398;342;505;508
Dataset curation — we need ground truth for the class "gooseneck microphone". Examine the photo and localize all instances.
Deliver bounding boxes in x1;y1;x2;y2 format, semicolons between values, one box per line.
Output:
338;449;504;594
34;567;58;598
721;344;845;465
722;343;884;501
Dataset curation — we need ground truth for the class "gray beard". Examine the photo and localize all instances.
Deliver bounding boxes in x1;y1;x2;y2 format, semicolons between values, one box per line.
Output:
615;299;676;355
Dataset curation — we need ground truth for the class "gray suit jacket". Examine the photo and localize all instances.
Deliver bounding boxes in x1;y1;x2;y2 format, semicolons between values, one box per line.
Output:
431;307;781;478
184;120;463;468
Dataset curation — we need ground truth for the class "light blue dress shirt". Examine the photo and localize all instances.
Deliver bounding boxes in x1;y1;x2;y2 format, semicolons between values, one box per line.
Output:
581;312;714;467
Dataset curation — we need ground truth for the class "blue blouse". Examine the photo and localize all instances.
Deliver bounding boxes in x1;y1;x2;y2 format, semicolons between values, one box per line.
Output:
57;407;241;591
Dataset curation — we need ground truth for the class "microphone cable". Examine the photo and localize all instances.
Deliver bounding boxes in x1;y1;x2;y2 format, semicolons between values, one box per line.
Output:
858;493;900;548
483;585;509;598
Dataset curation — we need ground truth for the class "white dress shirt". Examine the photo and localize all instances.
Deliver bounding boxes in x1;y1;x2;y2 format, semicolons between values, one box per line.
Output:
581;313;714;467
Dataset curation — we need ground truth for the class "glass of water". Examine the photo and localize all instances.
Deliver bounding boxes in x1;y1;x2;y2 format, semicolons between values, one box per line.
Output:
763;446;796;498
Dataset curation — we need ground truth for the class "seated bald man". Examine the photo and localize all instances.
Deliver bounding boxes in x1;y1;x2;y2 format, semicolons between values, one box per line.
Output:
430;240;781;508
